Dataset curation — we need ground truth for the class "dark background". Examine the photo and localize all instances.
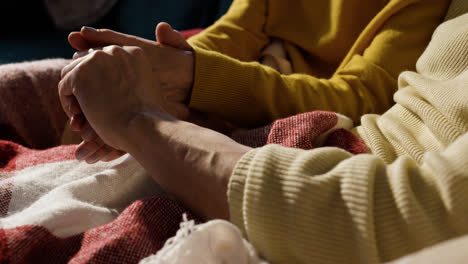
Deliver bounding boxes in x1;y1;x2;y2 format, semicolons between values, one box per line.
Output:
0;0;232;64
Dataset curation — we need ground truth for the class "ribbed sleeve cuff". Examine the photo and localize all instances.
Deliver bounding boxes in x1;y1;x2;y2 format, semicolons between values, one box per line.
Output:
228;148;259;238
188;46;260;126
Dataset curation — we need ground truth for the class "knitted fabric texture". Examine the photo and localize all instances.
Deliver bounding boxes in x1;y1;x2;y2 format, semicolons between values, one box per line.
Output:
228;4;468;264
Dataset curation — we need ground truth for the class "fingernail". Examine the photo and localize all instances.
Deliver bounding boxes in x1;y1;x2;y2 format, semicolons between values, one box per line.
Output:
76;148;88;160
83;26;97;32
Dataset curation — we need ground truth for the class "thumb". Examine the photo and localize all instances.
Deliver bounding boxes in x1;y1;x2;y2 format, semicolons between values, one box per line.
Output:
69;26;156;51
155;22;192;51
68;31;90;51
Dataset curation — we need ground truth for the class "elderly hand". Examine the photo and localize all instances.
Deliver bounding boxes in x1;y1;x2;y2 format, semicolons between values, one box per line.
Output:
61;23;196;162
59;44;167;152
61;25;252;219
68;23;194;120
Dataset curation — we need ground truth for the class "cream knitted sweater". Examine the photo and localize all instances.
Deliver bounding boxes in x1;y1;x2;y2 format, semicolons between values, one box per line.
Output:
228;2;468;264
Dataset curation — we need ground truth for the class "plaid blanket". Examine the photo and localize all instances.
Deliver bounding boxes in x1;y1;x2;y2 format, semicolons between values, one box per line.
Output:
0;110;366;263
0;25;367;264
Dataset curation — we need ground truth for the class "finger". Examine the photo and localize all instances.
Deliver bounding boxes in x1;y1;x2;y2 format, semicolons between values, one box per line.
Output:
68;31;92;51
61;56;86;79
59;51;103;100
72;47;103;60
67;95;82;115
59;58;86;106
85;145;114;164
58;86;72;118
58;77;81;118
75;140;105;161
70;114;86;131
58;59;84;117
73;50;90;60
156;22;192;50
80;26;155;48
58;57;89;118
101;149;126;162
81;122;99;142
58;93;80;118
102;45;127;57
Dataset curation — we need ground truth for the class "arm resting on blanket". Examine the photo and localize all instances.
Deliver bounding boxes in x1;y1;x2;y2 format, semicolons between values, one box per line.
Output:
229;134;468;264
125;115;251;220
228;11;468;264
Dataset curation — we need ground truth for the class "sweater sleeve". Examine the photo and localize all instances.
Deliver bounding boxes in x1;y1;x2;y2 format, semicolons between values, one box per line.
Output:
229;137;468;264
187;0;449;127
228;10;468;263
186;0;269;62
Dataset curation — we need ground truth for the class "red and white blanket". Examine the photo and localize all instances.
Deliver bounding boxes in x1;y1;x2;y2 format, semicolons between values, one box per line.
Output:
0;111;366;263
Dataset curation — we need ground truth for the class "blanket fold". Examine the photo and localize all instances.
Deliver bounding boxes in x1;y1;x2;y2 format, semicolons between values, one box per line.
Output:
0;108;365;263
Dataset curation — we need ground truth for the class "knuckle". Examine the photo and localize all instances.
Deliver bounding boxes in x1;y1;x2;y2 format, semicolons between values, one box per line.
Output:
60;67;67;79
105;45;126;56
89;50;107;60
94;50;106;56
128;46;145;56
108;44;120;51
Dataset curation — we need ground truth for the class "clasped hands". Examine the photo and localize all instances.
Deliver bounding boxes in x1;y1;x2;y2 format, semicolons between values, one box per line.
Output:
60;23;194;161
58;23;251;220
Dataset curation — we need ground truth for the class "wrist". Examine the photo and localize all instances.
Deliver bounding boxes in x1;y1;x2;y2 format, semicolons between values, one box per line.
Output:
122;112;173;155
152;45;195;106
124;113;251;219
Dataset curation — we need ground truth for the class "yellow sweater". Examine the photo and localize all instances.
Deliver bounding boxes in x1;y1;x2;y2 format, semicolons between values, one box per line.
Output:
184;0;468;263
230;4;468;264
187;0;450;127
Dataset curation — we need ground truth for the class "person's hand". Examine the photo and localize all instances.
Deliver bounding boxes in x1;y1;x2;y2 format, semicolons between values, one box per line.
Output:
59;44;172;152
62;23;197;163
68;22;194;119
59;41;251;220
64;23;251;219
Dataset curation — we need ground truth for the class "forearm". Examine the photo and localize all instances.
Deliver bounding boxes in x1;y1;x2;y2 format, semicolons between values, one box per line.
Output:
125;113;251;220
